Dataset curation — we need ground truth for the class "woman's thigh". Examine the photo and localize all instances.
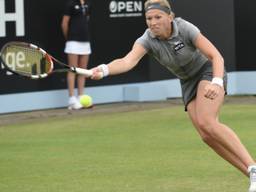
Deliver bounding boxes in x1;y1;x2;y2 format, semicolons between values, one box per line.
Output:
67;54;79;67
78;55;89;68
195;80;225;118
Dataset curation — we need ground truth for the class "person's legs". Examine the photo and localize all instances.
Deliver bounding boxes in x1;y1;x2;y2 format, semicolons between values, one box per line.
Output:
67;54;83;109
187;80;255;176
77;54;89;96
187;99;248;175
67;54;79;97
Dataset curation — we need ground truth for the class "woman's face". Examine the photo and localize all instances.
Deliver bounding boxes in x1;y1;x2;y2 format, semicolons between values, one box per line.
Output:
145;9;173;39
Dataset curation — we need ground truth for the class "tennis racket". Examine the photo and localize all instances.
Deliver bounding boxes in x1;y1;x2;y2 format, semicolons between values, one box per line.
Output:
0;41;94;79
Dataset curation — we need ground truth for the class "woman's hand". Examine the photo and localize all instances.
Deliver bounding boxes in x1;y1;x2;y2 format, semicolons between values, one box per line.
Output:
204;83;222;100
90;67;104;80
90;64;109;80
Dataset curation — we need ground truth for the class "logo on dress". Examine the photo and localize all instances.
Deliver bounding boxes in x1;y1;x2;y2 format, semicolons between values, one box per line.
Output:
173;41;185;52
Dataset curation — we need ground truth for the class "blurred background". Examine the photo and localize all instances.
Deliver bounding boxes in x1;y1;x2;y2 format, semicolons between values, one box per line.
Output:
0;0;255;113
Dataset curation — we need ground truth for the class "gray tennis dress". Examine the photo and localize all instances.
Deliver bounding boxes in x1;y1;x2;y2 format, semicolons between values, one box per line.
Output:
136;17;227;110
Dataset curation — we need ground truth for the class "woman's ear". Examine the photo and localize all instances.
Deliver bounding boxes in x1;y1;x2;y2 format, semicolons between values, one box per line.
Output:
169;14;173;22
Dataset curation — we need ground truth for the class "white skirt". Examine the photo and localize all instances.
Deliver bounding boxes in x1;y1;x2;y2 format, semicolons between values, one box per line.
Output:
64;41;91;55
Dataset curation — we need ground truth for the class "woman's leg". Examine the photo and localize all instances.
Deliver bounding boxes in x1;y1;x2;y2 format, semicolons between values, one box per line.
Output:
187;99;248;175
187;80;255;176
77;54;89;96
67;54;79;97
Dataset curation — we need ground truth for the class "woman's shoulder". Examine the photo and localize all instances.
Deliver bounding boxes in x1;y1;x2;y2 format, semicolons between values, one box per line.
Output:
174;17;200;42
174;17;192;27
135;28;156;51
136;28;152;40
142;28;158;39
174;17;199;32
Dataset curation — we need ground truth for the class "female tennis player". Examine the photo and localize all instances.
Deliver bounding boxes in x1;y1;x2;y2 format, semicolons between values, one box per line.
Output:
91;0;256;191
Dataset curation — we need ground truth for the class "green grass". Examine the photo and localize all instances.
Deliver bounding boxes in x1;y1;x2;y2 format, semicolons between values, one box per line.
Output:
0;103;255;192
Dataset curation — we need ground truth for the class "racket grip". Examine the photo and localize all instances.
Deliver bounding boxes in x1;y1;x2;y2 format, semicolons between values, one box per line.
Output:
74;67;93;77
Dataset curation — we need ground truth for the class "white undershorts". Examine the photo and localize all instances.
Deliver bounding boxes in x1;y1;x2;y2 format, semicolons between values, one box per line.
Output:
64;41;91;55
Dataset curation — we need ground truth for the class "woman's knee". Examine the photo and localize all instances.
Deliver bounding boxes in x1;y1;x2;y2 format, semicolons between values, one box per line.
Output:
196;117;218;142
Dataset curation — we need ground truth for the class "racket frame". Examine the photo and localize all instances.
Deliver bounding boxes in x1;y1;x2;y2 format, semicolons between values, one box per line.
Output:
0;41;93;79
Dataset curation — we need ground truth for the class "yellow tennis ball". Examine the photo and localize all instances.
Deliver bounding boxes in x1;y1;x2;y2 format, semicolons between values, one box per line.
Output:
80;95;93;108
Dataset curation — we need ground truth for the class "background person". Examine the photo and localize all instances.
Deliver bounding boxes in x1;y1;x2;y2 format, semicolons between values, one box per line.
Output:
61;0;91;110
90;0;256;191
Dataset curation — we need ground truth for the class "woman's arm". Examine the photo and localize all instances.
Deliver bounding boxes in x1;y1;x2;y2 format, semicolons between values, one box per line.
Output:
92;42;147;79
194;33;224;79
194;33;225;99
61;15;70;40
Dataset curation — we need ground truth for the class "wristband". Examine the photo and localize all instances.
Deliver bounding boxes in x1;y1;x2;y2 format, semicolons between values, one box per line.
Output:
97;64;109;77
211;77;223;87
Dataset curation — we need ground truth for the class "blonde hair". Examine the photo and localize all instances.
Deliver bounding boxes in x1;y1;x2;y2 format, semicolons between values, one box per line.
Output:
144;0;175;16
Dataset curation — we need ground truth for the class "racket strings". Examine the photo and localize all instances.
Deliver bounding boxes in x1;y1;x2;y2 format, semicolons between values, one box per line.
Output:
2;45;51;76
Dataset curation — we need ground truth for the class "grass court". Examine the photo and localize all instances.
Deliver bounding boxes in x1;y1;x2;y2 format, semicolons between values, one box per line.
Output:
0;99;255;192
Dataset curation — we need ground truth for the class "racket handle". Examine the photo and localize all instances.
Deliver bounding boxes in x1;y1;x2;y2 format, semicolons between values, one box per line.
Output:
73;67;93;77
